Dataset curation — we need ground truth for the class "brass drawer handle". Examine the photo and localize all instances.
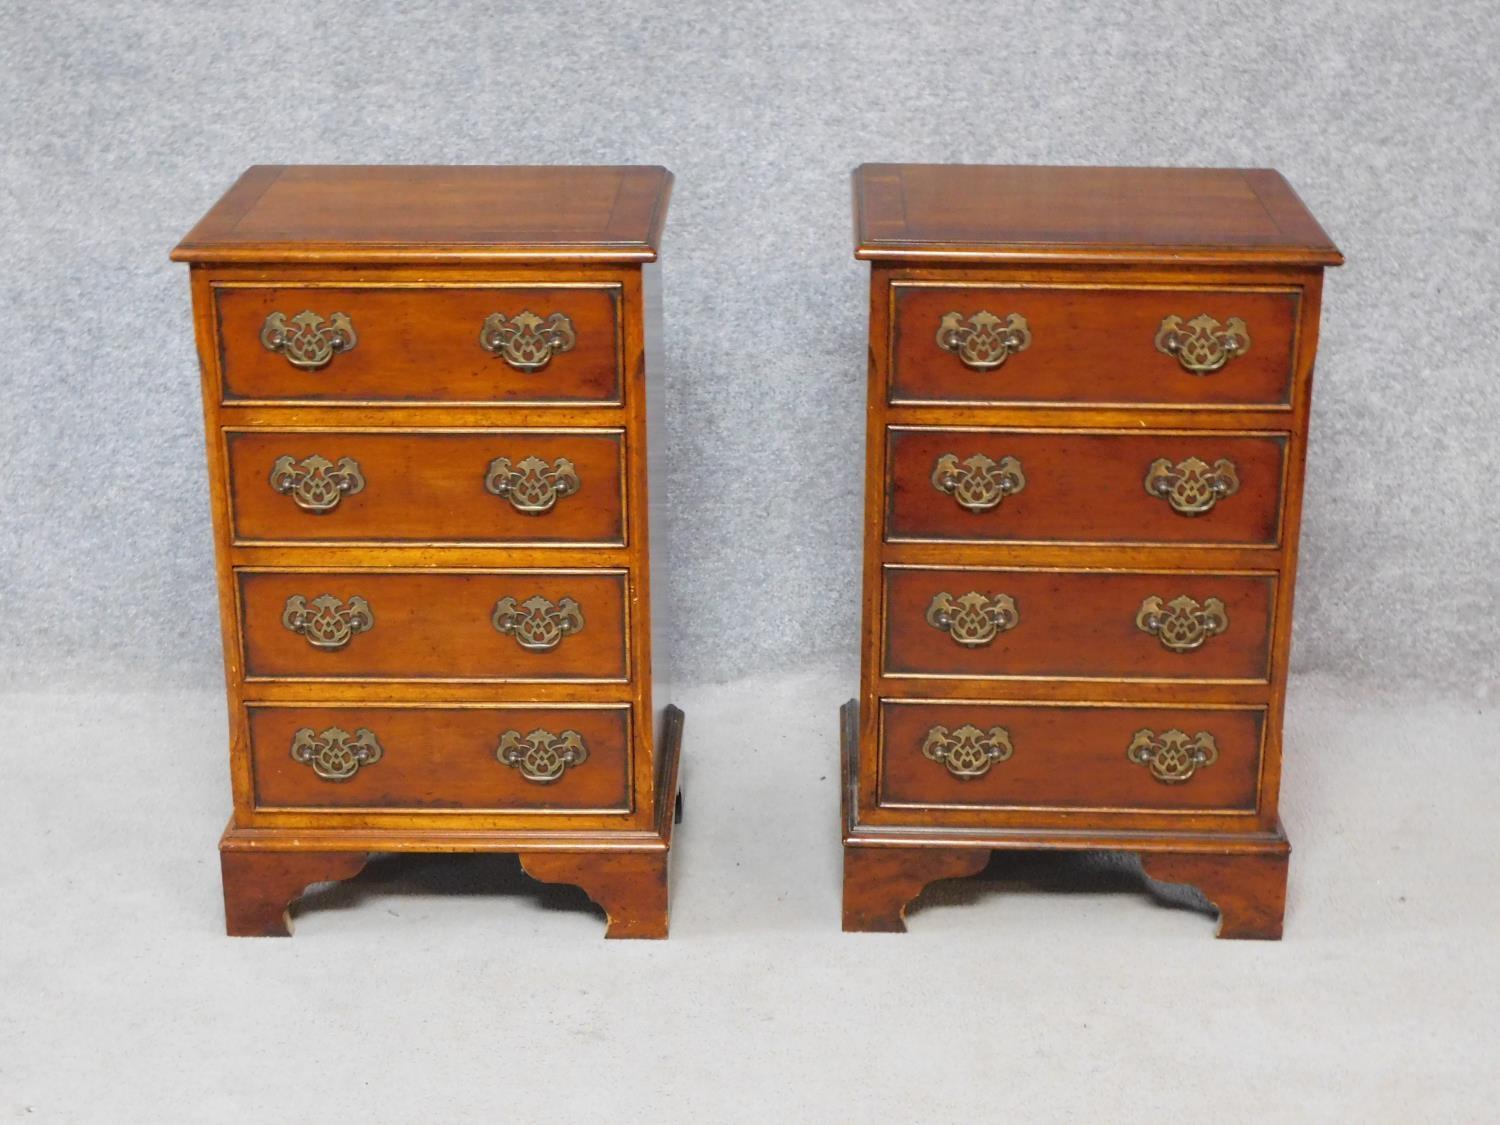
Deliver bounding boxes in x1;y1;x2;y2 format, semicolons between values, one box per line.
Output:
491;594;584;651
1127;728;1218;784
936;311;1031;370
269;454;365;513
1154;314;1250;374
497;728;589;784
260;311;356;371
484;455;580;515
281;594;374;650
479;310;577;372
932;453;1026;512
921;723;1014;780
1136;595;1228;653
926;591;1018;647
290;725;383;781
1144;456;1239;516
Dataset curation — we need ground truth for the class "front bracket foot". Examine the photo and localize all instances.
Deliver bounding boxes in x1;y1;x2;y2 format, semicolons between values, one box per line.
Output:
518;850;670;939
1139;850;1290;940
220;849;371;937
842;845;991;933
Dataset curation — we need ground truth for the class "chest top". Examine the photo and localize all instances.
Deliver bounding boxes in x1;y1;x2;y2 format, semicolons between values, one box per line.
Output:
853;164;1341;267
172;164;673;265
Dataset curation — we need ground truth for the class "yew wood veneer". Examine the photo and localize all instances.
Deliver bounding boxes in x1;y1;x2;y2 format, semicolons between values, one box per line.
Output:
174;165;682;937
844;164;1342;938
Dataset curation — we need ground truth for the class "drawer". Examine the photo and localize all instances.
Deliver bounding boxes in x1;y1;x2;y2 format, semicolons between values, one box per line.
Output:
247;703;631;812
879;701;1264;812
887;427;1286;546
889;283;1298;407
215;284;622;404
238;569;629;681
883;567;1274;682
227;428;626;546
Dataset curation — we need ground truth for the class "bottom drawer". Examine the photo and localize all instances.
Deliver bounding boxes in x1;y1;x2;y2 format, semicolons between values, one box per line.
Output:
248;703;631;813
879;701;1264;813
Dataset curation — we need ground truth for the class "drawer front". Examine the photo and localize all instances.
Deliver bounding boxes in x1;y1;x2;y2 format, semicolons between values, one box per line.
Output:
239;570;628;681
884;567;1274;682
890;284;1297;407
887;428;1285;546
248;703;631;812
216;285;621;404
228;429;626;545
880;701;1263;812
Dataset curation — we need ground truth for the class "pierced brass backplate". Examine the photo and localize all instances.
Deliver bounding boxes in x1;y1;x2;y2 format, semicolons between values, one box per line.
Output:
281;594;374;650
484;455;580;515
935;311;1031;370
931;452;1026;512
269;454;365;513
290;725;384;781
1154;314;1250;374
496;728;589;784
491;595;584;651
926;591;1019;647
1126;728;1219;784
260;311;356;371
1144;456;1240;516
1136;595;1229;652
479;311;577;372
921;723;1015;780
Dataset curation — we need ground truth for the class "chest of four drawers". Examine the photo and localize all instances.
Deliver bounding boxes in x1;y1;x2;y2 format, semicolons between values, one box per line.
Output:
177;165;680;937
843;164;1341;938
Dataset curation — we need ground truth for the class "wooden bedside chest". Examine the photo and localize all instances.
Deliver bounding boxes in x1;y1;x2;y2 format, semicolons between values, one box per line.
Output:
173;165;682;938
843;164;1341;938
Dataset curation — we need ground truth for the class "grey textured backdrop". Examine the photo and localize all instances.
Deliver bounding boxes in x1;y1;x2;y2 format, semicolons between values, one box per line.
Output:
1;0;1496;693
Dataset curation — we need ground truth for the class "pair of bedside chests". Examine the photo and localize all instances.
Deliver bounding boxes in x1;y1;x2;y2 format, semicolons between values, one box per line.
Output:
173;163;1342;940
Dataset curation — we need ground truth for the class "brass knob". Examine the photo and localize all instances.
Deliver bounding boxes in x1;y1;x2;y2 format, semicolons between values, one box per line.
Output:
1127;728;1218;784
281;594;374;651
931;452;1026;512
1135;595;1228;652
484;455;580;515
290;726;383;781
1154;314;1250;374
1144;456;1240;516
935;311;1031;370
926;591;1019;647
491;594;584;651
269;454;365;513
260;311;356;371
921;723;1014;779
496;728;589;784
479;310;577;371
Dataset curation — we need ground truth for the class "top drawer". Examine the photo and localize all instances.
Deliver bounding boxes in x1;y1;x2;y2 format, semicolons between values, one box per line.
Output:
888;283;1299;408
215;284;622;405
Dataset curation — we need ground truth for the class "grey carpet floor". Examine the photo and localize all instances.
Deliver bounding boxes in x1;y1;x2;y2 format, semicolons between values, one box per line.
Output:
0;668;1494;1122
